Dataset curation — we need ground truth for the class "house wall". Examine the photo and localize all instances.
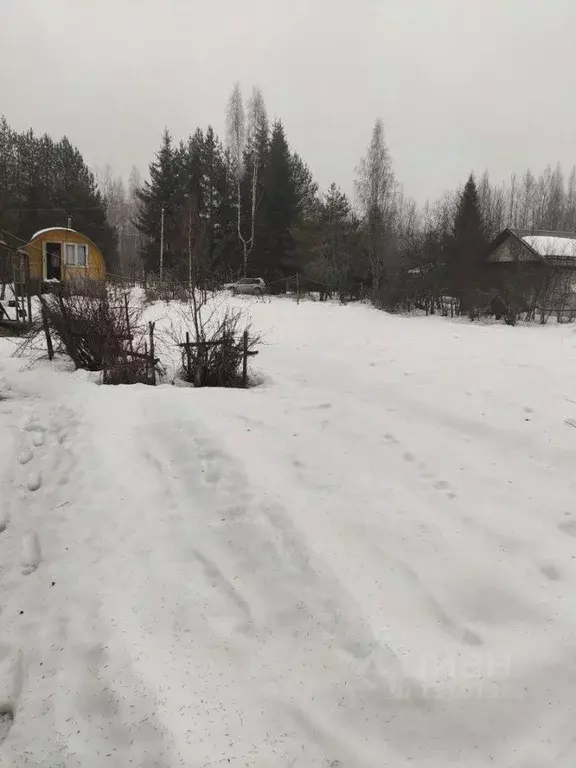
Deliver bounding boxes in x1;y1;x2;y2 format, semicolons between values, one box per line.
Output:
487;236;535;263
25;229;106;282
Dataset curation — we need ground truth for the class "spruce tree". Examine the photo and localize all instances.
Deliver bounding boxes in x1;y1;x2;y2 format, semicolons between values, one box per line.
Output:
202;129;238;277
258;120;297;282
291;153;318;221
449;173;487;308
136;129;180;274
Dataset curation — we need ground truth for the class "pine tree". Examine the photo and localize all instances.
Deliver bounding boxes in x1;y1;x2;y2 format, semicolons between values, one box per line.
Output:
0;117;115;266
297;183;362;302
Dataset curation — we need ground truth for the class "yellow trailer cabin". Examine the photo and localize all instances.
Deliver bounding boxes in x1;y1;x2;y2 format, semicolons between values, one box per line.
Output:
25;227;106;284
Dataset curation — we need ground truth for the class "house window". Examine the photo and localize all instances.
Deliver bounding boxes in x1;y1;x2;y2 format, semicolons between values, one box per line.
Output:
65;244;75;265
76;244;87;267
64;243;88;267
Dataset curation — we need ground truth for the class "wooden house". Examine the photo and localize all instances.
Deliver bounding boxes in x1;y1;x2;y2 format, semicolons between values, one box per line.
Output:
485;228;576;311
486;229;576;271
24;227;106;285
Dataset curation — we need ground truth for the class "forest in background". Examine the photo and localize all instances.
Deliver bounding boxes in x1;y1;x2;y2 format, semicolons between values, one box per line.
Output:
2;82;576;315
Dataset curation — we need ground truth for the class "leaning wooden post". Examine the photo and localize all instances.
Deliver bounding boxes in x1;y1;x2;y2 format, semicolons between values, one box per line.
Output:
194;342;205;387
185;331;192;382
11;255;20;328
149;321;156;385
242;329;249;388
40;300;54;361
24;254;32;325
124;293;134;355
143;340;148;385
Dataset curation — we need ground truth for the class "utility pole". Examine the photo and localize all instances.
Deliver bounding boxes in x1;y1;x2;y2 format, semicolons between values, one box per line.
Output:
159;206;165;283
118;224;124;277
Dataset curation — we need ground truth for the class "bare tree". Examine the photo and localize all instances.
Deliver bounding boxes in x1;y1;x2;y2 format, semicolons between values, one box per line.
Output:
226;83;267;276
226;83;247;273
478;171;506;239
95;164;145;279
544;163;565;230
565;166;576;231
126;165;144;279
246;86;268;251
355;119;397;300
507;173;519;228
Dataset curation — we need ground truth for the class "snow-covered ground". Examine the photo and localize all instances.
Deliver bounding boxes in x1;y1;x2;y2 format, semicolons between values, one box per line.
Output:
1;295;576;767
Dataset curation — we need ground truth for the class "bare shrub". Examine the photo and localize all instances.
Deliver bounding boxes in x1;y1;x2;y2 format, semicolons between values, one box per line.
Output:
103;357;153;385
172;291;260;388
36;281;141;370
144;272;189;303
18;281;158;384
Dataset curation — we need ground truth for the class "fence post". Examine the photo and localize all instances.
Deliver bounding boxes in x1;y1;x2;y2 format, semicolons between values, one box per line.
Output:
125;294;134;355
40;300;54;361
143;341;148;385
296;273;300;305
149;321;156;385
242;329;248;388
185;331;192;382
11;255;20;328
57;293;79;368
24;254;32;324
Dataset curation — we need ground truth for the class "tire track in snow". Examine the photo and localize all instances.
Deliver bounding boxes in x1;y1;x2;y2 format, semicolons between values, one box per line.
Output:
122;411;550;766
95;413;431;766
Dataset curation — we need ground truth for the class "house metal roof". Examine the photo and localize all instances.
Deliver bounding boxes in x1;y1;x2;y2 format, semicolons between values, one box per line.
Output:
30;227;82;240
487;228;576;267
521;234;576;259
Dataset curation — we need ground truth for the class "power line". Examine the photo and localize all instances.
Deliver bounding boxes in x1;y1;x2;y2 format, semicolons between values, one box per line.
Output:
2;206;105;213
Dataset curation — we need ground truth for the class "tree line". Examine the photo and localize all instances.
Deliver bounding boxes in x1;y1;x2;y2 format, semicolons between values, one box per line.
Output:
0;116;117;264
134;86;319;291
2;90;576;319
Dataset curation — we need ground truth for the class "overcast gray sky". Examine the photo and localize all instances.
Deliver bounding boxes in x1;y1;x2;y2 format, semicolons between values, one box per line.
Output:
2;0;575;204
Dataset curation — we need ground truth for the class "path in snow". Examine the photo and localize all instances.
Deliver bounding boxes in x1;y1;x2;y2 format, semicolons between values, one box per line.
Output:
0;301;575;766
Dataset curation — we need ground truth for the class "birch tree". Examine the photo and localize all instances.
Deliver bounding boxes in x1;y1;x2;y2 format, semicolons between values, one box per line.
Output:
226;84;267;275
226;83;248;273
355;119;396;300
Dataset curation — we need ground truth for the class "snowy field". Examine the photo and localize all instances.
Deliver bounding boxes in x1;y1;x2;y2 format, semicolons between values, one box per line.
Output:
0;295;576;767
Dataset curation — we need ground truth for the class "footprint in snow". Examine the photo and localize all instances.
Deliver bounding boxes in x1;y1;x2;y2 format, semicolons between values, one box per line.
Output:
540;563;562;581
558;520;576;538
21;531;41;575
0;710;13;744
0;510;8;533
26;472;42;492
462;628;483;646
32;432;45;448
17;449;33;465
22;421;47;434
0;649;23;744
